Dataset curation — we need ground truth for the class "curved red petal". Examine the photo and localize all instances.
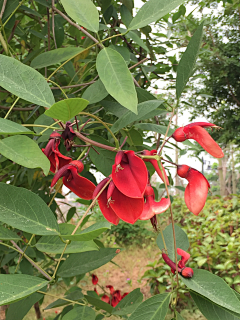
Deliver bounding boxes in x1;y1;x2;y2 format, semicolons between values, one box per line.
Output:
172;127;186;142
177;248;190;267
92;178;110;199
110;187;144;224
177;165;190;178
96;187;120;225
101;295;110;304
151;197;171;214
184;169;209;215
112;151;147;198
187;126;224;158
139;198;154;220
186;122;216;128
63;167;96;200
149;159;169;185
51;164;70;187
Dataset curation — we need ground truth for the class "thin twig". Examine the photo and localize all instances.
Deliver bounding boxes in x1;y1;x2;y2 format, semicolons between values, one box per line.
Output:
0;0;7;19
50;81;96;90
129;57;148;70
52;0;57;49
0;105;36;111
47;7;51;51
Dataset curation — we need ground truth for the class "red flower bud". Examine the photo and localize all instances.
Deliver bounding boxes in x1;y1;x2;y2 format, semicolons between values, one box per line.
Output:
172;122;224;158
51;160;95;200
181;267;194;278
177;165;210;215
92;274;98;285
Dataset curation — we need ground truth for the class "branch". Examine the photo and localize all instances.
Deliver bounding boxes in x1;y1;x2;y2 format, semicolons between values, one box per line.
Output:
0;105;36;111
52;0;57;49
75;131;117;152
52;6;104;49
0;0;7;19
50;81;96;90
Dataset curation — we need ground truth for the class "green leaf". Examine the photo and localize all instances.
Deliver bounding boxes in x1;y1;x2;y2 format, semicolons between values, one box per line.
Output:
118;28;149;52
30;47;84;69
176;22;204;99
0;118;34;136
136;87;157;103
128;293;170;320
62;305;95;320
61;0;99;33
0;135;50;175
61;222;112;241
34;114;55;143
85;295;113;313
111;100;164;132
6;292;44;320
0;274;48;306
58;248;121;277
0;55;55;108
191;291;240;320
0;225;21;241
109;44;131;65
45;98;89;121
36;236;98;254
156;224;189;261
82;79;108;104
96;48;138;114
176;312;185;320
0;182;59;235
134;123;174;136
45;288;84;310
181;269;240;314
113;288;143;315
0;0;19;21
128;0;185;30
174;186;185;192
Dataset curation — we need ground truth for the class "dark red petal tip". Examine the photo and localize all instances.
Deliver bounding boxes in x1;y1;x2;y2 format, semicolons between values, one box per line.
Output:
177;165;190;178
49;132;61;139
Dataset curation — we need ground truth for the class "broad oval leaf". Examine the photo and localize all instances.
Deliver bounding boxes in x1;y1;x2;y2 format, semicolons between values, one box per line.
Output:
113;288;143;316
157;223;189;261
58;248;121;277
128;0;185;30
61;222;112;241
128;293;171;320
111;100;164;133
84;295;113;313
0;225;21;241
45;288;83;310
0;135;50;175
62;305;95;320
0;183;59;235
61;0;99;33
0;274;48;306
31;47;84;69
191;291;240;320
96;48;138;114
45;98;89;121
82;79;108;104
181;269;240;314
35;236;98;254
176;312;185;320
134;123;175;136
176;22;204;99
0;55;55;108
0;118;34;136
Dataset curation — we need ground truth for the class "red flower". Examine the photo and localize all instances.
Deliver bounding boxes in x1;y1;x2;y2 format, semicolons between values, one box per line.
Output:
92;177;144;225
162;248;194;278
61;121;76;151
92;274;98;285
172;122;224;158
111;295;120;307
112;151;148;198
51;160;95;200
177;165;210;215
112;290;121;301
106;285;114;295
101;294;110;304
142;150;169;185
139;185;170;220
42;132;72;173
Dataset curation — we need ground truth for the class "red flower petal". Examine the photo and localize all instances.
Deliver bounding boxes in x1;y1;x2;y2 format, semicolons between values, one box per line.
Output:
112;151;148;198
112;290;121;301
178;166;210;215
186;122;216;128
101;295;110;304
63;167;95;200
177;248;190;268
181;267;194;278
96;187;120;225
106;285;114;294
186;126;224;158
139;197;170;220
110;187;144;224
92;274;98;285
51;164;70;187
111;296;119;307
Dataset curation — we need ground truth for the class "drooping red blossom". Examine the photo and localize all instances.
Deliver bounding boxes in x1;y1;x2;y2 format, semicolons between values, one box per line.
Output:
162;248;194;278
92;274;98;285
112;290;121;301
142;150;169;185
101;294;110;304
172;122;224;158
111;296;120;307
51;160;95;200
112;150;148;198
139;185;171;220
177;165;210;215
61;121;76;151
92;177;144;225
42;132;72;173
106;285;115;295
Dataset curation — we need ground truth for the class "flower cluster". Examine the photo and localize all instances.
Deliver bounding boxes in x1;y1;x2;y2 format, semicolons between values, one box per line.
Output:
93;150;171;225
91;275;128;307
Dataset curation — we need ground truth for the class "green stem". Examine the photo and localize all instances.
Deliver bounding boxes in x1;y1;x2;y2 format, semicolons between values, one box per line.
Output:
77;146;89;160
48;181;63;207
4;97;20;119
39;120;62;135
14;234;35;273
158;106;176;155
22;124;59;130
46;79;68;99
52;241;70;279
79;112;119;149
37;290;85;306
2;0;25;28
